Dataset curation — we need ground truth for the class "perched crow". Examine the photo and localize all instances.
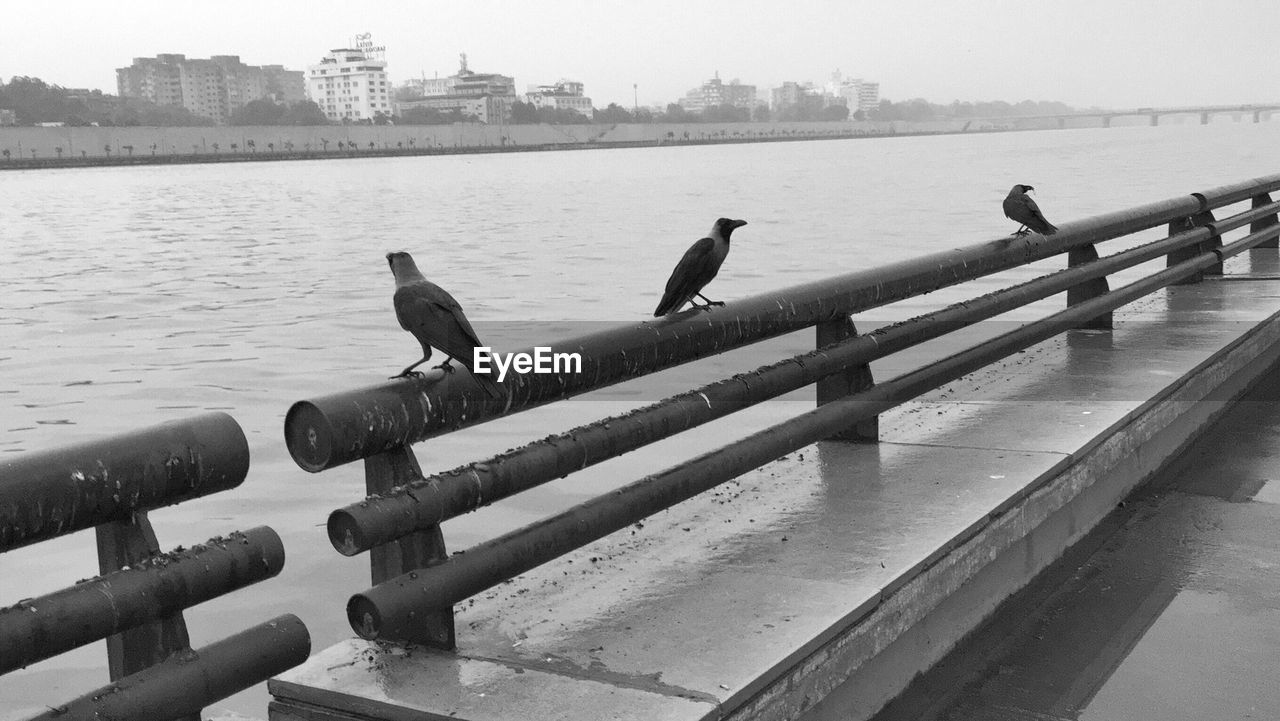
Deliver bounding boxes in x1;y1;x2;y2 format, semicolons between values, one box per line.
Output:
653;218;748;317
386;251;502;398
1004;184;1058;236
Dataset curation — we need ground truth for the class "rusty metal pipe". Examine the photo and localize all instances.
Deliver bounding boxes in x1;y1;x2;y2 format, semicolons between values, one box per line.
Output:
347;247;1226;640
0;526;284;674
26;614;310;721
0;413;249;553
288;186;1268;473
328;220;1232;555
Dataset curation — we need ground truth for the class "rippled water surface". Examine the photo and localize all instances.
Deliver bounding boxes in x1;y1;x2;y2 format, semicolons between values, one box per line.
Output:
3;121;1280;716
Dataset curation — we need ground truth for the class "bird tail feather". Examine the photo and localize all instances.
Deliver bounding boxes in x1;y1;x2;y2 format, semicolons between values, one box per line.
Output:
654;292;683;317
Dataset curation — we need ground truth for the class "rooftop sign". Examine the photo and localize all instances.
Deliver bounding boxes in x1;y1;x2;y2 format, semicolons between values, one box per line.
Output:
352;32;386;58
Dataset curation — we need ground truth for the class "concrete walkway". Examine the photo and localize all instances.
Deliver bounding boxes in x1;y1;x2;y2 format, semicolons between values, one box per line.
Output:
269;251;1280;721
867;345;1280;721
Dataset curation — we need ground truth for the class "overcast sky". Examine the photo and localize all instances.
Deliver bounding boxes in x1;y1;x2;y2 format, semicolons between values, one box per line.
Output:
5;0;1278;109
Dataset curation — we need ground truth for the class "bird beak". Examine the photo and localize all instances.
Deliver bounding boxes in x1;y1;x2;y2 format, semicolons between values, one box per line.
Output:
732;219;748;229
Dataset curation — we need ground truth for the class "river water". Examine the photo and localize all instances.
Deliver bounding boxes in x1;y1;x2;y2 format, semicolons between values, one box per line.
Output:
3;120;1280;717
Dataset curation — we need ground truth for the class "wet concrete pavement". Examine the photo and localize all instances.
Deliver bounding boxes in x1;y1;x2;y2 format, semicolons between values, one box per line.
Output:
270;250;1280;721
868;357;1280;721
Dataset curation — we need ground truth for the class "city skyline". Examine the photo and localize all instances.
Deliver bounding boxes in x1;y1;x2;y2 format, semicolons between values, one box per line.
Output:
3;0;1279;111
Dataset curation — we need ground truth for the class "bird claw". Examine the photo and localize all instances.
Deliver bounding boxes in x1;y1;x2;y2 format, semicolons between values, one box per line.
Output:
434;362;455;374
390;370;425;380
708;300;725;307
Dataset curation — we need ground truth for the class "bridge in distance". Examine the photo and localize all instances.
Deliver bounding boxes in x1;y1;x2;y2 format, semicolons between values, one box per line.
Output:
1015;102;1280;127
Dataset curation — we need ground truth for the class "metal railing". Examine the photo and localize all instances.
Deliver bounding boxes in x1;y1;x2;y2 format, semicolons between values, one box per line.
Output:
284;174;1280;648
0;412;310;720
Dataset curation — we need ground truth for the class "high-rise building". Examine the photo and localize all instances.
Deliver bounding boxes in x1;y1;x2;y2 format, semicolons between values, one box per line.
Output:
262;65;307;103
855;80;880;112
117;55;184;109
306;48;393;123
770;81;806;111
525;79;593;117
828;71;880;113
678;72;757;114
116;54;304;124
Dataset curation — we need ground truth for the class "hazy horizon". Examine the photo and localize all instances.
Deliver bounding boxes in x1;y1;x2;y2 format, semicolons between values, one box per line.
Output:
3;0;1279;110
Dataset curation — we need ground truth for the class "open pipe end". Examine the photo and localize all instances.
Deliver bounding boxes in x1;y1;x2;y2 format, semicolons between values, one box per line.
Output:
284;401;337;473
327;510;367;556
347;594;382;640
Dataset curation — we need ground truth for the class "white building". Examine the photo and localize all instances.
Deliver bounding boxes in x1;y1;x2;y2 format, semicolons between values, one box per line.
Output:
678;72;757;114
394;54;517;124
828;70;880;113
525;79;593;117
306;48;393;122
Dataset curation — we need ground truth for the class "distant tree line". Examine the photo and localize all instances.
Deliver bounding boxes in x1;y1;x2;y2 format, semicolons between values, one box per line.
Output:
510;98;1078;125
504;100;838;125
0;76;334;127
227;98;333;126
397;106;477;125
868;98;1078;122
2;75;1084;129
0;76;215;126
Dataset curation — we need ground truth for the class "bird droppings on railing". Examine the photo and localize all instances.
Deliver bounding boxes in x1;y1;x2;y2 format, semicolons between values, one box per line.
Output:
287;175;1280;650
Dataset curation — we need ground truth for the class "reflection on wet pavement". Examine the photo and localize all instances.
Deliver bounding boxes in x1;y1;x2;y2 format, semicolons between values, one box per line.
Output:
866;363;1280;721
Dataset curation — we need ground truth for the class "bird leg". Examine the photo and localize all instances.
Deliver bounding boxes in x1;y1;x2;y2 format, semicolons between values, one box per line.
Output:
433;355;456;373
696;293;725;308
1011;225;1030;236
392;356;429;379
391;346;433;379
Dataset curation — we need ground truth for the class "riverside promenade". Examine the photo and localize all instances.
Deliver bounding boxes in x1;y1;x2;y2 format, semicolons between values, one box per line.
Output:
266;176;1280;721
270;251;1280;721
869;355;1280;721
0;115;1170;171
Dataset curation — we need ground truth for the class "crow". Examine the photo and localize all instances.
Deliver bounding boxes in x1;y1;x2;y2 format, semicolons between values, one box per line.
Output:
653;218;748;316
386;251;502;398
1004;184;1058;236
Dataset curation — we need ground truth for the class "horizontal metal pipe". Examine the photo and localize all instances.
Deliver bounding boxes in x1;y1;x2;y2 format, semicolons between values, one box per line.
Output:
0;413;249;553
1195;174;1280;208
288;184;1263;472
347;247;1224;640
1209;199;1280;234
329;221;1226;555
28;614;310;721
0;526;284;674
1217;223;1280;259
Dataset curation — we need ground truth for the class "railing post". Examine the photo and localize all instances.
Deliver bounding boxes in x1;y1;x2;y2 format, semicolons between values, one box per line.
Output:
1201;210;1224;275
1167;209;1221;283
1252;193;1279;248
95;512;200;721
1067;244;1113;330
816;317;877;441
364;446;455;649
